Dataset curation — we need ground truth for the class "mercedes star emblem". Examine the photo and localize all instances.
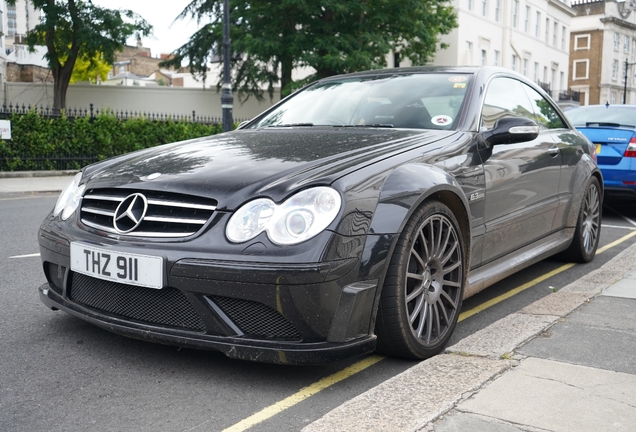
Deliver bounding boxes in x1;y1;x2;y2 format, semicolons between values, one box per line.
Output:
113;193;148;233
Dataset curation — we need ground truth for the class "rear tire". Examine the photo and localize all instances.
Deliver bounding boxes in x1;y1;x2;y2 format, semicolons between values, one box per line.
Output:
559;177;602;263
375;201;466;360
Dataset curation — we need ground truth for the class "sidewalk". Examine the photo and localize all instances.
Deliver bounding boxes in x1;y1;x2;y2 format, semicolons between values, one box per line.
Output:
304;242;636;431
0;171;75;193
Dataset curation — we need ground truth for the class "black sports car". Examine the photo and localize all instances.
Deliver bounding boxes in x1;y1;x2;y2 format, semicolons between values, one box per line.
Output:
38;66;602;364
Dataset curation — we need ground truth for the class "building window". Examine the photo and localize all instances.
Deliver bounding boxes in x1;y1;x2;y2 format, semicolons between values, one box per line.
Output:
623;60;628;82
561;26;566;50
512;54;517;71
560;71;565;90
611;91;617;104
544;66;548;83
551;68;557;88
553;22;558;46
534;62;539;81
494;50;500;66
545;18;550;43
574;34;591;50
466;41;473;64
495;0;501;22
573;59;590;80
523;58;528;76
612;59;619;80
481;49;487;65
615;33;620;51
624;35;630;53
7;5;16;36
525;6;530;32
513;0;519;28
467;0;473;11
535;12;541;38
482;0;488;16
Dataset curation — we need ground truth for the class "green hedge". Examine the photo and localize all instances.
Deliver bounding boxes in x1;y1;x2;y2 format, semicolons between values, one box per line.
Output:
0;110;223;171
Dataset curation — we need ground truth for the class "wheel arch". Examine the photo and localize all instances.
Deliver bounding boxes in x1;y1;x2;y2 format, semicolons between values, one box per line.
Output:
368;163;472;256
365;164;473;319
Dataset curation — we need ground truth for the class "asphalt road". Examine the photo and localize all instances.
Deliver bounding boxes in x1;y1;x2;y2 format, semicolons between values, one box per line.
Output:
1;193;635;432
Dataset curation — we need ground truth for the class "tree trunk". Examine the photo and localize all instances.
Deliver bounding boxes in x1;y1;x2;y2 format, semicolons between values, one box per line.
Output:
280;57;293;99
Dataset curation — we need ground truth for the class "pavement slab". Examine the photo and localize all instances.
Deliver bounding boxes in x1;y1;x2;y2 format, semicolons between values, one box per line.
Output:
519;291;590;316
302;354;511;432
455;357;636;432
519;297;636;374
446;313;559;359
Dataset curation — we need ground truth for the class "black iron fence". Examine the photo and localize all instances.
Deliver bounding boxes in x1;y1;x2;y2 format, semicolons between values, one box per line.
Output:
536;81;580;104
0;103;232;125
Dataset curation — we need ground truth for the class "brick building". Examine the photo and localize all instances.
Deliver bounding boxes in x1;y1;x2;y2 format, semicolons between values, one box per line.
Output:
569;0;636;105
109;41;174;81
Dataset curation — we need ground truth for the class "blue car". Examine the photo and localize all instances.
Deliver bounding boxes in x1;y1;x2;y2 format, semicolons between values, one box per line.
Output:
565;104;636;199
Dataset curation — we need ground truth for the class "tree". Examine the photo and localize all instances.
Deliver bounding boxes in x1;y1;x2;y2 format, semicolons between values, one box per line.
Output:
161;0;457;101
10;0;152;110
70;53;112;84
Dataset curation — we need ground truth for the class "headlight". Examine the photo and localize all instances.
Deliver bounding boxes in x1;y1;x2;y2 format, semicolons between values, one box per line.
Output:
226;187;342;245
53;172;85;220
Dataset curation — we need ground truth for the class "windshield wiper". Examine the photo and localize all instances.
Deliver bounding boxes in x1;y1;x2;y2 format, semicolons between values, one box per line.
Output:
268;123;314;127
342;124;394;128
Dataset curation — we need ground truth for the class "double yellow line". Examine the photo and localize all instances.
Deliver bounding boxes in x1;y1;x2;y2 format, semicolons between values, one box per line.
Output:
223;229;636;432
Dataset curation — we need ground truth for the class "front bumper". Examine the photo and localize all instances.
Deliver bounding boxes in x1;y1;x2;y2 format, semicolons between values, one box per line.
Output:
38;221;386;365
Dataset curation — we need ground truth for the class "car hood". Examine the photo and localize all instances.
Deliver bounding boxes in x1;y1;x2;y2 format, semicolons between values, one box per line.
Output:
82;127;453;210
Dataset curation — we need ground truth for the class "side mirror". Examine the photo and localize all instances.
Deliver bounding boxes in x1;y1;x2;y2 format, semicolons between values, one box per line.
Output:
481;117;540;146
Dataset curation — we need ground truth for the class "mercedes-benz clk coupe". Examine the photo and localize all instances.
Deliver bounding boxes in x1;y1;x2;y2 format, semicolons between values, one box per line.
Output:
38;67;602;364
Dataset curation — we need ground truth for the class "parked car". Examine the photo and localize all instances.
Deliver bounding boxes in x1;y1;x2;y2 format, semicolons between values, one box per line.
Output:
564;104;636;200
38;66;602;364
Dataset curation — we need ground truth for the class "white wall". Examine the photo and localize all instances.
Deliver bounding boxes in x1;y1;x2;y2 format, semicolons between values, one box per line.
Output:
4;82;281;121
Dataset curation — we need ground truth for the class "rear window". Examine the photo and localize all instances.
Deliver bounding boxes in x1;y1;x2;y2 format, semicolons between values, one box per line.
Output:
565;106;636;128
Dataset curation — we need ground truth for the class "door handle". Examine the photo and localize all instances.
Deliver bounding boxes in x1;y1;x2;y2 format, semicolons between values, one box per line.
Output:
548;146;560;157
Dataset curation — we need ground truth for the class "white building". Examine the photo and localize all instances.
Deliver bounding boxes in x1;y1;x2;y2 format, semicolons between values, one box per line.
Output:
432;0;576;98
4;0;40;50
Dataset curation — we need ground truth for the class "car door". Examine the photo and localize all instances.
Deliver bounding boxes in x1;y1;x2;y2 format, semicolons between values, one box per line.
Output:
519;83;577;232
479;77;562;263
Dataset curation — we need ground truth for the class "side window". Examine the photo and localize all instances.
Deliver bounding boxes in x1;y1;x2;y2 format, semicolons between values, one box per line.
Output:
481;77;534;130
522;85;566;130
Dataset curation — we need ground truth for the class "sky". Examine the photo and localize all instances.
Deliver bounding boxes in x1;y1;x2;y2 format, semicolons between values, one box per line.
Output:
92;0;204;58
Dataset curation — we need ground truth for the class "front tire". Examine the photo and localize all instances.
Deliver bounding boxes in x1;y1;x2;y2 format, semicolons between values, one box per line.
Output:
375;201;466;360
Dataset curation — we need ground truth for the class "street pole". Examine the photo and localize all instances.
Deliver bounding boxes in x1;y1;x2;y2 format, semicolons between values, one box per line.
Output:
221;0;234;132
622;58;636;105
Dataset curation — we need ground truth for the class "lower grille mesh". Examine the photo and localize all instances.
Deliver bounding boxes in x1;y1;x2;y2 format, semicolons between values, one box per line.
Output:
69;273;205;332
210;296;302;340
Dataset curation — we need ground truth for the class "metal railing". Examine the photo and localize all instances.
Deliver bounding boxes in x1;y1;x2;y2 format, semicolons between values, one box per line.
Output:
0;103;233;125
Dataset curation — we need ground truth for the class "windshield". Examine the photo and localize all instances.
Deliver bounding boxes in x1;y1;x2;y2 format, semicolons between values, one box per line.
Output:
565;106;636;128
249;73;472;130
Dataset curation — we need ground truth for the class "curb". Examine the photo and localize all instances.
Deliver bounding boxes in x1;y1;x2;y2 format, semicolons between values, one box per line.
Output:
302;241;636;432
0;170;78;179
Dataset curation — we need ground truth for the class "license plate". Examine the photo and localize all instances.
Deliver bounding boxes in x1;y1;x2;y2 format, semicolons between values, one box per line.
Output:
70;242;164;289
595;143;601;154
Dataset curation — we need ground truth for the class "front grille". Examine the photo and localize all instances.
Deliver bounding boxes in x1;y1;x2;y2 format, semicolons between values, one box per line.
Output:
80;188;217;238
69;273;205;331
210;296;302;340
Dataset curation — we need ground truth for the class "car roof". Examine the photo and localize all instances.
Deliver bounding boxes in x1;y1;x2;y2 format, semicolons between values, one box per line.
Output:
318;66;516;81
